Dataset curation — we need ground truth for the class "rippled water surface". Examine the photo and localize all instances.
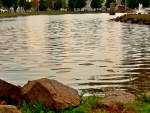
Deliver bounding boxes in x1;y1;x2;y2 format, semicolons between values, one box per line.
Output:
0;13;150;96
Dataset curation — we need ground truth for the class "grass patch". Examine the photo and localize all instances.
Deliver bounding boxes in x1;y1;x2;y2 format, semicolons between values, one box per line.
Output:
125;14;150;20
20;95;105;113
124;101;150;113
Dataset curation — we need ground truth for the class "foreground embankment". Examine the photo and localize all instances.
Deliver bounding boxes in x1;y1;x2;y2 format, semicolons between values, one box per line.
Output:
1;78;150;113
113;12;150;25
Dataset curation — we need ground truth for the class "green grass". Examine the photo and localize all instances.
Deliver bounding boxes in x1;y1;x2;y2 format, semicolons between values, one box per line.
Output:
0;10;109;18
125;14;150;20
124;102;150;113
20;95;106;113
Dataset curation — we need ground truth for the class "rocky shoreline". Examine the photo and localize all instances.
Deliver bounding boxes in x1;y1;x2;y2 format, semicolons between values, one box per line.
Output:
0;78;136;113
113;13;150;26
0;78;80;112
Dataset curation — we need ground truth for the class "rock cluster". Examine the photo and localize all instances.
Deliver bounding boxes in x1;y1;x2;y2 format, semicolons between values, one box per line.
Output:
0;78;80;112
114;13;150;26
0;78;138;113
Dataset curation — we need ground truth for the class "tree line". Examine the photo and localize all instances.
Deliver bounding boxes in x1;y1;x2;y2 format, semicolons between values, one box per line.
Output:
0;0;104;11
0;0;32;11
106;0;150;8
0;0;150;12
127;0;150;8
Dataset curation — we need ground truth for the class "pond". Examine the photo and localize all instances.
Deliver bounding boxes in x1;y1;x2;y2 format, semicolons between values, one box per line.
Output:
0;13;150;96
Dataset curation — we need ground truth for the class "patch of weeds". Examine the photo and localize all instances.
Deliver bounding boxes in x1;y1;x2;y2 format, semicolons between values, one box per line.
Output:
84;95;99;108
129;101;150;113
136;93;150;103
20;94;105;113
61;94;104;113
21;100;55;113
123;102;136;113
123;100;150;113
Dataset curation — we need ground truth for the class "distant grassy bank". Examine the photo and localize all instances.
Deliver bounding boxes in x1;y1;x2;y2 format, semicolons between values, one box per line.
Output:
1;10;150;22
114;13;150;26
0;11;109;18
125;13;150;20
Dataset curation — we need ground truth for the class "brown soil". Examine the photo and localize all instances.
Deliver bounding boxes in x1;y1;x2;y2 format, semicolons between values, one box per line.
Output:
91;104;136;113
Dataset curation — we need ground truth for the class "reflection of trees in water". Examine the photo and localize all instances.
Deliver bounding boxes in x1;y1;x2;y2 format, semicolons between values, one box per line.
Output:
78;25;150;96
120;26;150;94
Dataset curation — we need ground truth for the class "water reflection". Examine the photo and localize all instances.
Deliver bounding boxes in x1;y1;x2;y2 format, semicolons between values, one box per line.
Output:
0;13;150;96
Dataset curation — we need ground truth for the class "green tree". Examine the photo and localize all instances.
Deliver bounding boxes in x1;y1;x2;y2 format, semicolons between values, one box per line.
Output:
105;0;116;8
54;0;62;10
137;0;149;7
45;0;52;9
0;0;3;7
24;1;31;11
126;0;149;8
74;0;86;11
39;0;47;11
121;0;125;5
1;0;14;9
62;0;67;8
19;0;26;7
127;0;138;8
68;0;75;10
91;0;102;10
13;0;18;12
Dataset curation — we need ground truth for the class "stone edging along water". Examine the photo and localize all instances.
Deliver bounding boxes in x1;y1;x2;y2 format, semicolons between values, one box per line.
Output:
112;12;150;26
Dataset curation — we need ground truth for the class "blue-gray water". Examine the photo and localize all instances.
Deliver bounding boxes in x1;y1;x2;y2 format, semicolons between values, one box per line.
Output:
0;13;150;96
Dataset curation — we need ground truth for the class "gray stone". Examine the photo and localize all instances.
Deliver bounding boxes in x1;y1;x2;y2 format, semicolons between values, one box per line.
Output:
100;90;135;106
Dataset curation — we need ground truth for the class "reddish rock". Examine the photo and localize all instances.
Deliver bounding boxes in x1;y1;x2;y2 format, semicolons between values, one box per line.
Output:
100;90;135;106
0;79;22;103
0;100;7;105
0;105;21;113
21;78;80;110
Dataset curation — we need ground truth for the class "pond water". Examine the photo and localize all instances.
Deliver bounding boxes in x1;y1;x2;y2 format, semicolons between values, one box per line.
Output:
0;13;150;96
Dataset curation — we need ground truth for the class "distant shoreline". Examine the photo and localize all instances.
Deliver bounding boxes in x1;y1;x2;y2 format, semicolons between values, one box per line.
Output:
0;11;110;18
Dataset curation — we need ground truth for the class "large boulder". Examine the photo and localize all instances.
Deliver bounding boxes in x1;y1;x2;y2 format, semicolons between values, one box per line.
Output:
0;79;22;104
0;105;21;113
21;78;80;110
100;90;135;106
